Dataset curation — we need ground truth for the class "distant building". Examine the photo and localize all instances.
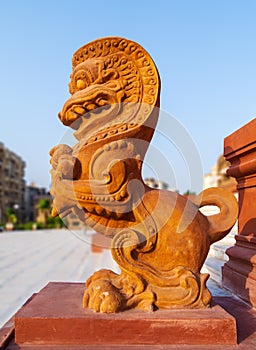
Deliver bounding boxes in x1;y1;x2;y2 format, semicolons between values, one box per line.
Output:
24;183;49;222
0;142;26;223
25;184;85;229
63;212;85;231
203;155;237;192
144;178;170;190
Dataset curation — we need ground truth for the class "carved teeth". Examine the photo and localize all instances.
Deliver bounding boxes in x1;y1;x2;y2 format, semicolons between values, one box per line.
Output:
115;194;122;201
95;207;103;215
103;144;111;151
119;140;127;148
86;103;96;111
96;196;105;202
67;110;78;122
120;190;126;198
128;143;134;151
74;106;86;115
112;141;118;149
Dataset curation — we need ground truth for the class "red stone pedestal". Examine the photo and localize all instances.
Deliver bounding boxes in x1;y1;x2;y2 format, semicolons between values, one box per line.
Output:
14;282;237;347
223;118;256;307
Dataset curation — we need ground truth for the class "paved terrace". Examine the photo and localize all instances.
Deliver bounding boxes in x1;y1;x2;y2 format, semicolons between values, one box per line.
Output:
0;229;119;327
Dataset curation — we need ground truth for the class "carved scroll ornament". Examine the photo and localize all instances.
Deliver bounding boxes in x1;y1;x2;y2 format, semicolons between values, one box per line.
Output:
50;37;238;312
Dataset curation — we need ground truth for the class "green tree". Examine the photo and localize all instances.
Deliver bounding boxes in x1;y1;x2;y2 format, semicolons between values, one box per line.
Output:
6;208;17;224
38;199;51;228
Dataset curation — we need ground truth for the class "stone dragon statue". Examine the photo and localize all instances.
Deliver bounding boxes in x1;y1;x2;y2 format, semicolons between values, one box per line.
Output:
50;37;238;313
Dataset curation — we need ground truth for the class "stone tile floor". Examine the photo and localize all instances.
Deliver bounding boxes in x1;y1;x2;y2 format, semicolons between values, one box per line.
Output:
0;229;229;328
0;229;118;327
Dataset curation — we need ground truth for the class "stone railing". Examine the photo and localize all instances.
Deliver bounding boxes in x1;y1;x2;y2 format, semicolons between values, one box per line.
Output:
223;118;256;307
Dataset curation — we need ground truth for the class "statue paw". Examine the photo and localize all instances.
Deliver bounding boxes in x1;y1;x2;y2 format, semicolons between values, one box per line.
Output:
83;279;123;313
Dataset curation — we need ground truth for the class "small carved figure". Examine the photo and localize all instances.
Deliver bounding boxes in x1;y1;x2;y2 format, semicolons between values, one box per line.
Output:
50;37;238;312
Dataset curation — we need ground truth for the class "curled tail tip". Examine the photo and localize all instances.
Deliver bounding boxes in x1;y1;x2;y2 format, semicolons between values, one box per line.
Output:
195;187;238;244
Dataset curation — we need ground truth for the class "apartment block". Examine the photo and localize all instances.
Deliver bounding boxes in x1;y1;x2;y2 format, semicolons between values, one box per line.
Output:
0;142;26;223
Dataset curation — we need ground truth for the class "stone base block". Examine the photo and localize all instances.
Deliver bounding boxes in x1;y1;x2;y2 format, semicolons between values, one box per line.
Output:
14;282;237;347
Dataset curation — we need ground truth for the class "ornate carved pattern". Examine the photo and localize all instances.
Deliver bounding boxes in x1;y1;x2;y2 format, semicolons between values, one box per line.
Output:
50;37;238;312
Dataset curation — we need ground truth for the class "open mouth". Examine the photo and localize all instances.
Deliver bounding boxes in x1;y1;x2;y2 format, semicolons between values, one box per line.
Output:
66;103;112;132
58;87;114;129
66;103;97;124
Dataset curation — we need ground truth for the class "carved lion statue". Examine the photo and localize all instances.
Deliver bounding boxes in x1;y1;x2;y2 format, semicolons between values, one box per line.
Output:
50;37;238;312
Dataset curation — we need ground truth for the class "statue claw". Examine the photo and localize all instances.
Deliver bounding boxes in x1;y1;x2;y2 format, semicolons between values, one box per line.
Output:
83;279;123;313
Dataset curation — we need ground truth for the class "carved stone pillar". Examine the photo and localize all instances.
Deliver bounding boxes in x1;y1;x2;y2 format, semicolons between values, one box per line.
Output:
223;118;256;307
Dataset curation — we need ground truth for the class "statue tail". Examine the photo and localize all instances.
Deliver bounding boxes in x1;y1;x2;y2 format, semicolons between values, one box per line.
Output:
193;187;238;244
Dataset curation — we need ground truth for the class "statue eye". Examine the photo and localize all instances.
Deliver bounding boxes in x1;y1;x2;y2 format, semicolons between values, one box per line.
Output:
76;79;87;90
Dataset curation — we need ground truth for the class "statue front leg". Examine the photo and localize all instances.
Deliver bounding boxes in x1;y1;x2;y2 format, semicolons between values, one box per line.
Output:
83;229;156;313
83;270;124;313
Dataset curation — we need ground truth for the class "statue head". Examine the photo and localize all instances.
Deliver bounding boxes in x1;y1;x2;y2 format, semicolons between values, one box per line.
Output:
58;37;160;153
50;37;161;231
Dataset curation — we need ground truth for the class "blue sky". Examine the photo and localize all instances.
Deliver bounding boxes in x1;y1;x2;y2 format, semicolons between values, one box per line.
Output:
0;0;255;193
